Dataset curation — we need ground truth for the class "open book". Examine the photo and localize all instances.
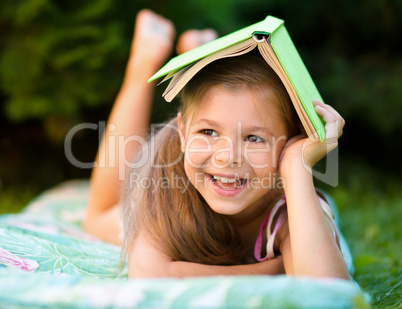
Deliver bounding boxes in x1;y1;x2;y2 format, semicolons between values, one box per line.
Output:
149;16;326;141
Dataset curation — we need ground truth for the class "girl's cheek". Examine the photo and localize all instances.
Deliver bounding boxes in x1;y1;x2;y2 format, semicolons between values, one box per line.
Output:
185;151;211;167
184;136;214;167
245;150;273;170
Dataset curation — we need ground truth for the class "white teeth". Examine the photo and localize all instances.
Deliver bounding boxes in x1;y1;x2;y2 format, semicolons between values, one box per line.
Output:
212;175;237;183
211;174;245;190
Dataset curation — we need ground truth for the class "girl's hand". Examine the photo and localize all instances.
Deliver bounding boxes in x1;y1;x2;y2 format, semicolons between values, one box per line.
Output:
279;100;345;175
276;102;349;279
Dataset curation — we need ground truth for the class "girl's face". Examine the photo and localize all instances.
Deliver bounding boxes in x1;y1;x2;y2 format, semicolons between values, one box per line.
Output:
179;86;288;222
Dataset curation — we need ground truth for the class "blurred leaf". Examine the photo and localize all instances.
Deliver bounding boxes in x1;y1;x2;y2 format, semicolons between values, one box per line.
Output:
354;255;378;269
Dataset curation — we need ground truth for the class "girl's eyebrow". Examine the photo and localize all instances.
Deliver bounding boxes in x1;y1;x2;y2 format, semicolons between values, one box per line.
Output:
192;118;271;135
242;125;270;134
192;118;221;128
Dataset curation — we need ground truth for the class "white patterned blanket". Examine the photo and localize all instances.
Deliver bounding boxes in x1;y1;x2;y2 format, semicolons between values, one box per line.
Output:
0;180;370;308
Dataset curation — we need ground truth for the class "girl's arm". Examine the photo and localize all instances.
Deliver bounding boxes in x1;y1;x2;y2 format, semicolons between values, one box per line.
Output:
129;231;285;278
278;100;349;280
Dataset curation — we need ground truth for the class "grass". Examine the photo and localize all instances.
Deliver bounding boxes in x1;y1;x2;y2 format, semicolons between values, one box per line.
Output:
0;186;37;214
0;163;401;308
326;163;402;309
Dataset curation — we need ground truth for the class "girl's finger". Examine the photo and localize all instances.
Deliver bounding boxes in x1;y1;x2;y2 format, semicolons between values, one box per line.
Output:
313;100;345;131
315;105;342;140
315;105;336;124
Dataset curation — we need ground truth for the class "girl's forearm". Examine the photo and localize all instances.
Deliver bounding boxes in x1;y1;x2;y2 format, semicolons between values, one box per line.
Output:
168;258;284;278
281;162;349;279
131;257;285;278
130;226;284;279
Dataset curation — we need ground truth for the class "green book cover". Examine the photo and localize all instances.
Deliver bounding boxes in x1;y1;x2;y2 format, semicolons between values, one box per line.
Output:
149;16;326;141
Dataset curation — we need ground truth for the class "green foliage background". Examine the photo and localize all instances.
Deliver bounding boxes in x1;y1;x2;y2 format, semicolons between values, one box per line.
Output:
1;0;401;130
0;1;401;308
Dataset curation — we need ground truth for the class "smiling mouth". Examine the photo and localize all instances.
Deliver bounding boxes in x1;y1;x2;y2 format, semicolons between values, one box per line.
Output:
207;174;247;191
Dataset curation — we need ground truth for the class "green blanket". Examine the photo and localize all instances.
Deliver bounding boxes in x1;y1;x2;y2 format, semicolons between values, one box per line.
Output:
0;180;371;308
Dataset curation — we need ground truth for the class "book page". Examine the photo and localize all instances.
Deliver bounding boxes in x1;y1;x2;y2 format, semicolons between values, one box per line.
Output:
257;38;315;137
269;26;325;141
163;38;257;102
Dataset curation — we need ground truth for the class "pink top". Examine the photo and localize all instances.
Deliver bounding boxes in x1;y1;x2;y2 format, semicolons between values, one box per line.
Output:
254;193;340;261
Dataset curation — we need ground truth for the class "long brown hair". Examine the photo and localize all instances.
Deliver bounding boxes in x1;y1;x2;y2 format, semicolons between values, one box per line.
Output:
120;52;304;267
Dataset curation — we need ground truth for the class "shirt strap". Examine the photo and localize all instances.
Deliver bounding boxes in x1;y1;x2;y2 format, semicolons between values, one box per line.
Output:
254;196;286;262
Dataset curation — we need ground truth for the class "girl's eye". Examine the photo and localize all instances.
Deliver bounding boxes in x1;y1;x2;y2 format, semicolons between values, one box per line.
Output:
200;129;218;137
245;135;265;143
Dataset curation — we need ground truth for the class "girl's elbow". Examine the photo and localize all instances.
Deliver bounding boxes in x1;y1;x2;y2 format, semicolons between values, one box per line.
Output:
333;265;351;281
129;260;172;279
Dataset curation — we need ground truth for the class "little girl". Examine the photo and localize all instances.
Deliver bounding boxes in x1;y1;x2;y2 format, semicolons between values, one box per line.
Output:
84;9;349;279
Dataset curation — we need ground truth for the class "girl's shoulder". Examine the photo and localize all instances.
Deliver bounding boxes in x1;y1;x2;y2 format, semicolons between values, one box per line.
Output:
254;189;339;262
254;195;287;262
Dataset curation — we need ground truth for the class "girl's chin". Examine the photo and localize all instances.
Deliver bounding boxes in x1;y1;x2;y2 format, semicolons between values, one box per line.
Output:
206;203;247;216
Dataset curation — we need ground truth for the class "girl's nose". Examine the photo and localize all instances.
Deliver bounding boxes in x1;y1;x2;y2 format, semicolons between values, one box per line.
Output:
212;136;242;168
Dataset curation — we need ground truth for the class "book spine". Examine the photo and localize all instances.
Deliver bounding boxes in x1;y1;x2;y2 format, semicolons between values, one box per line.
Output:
253;16;284;37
